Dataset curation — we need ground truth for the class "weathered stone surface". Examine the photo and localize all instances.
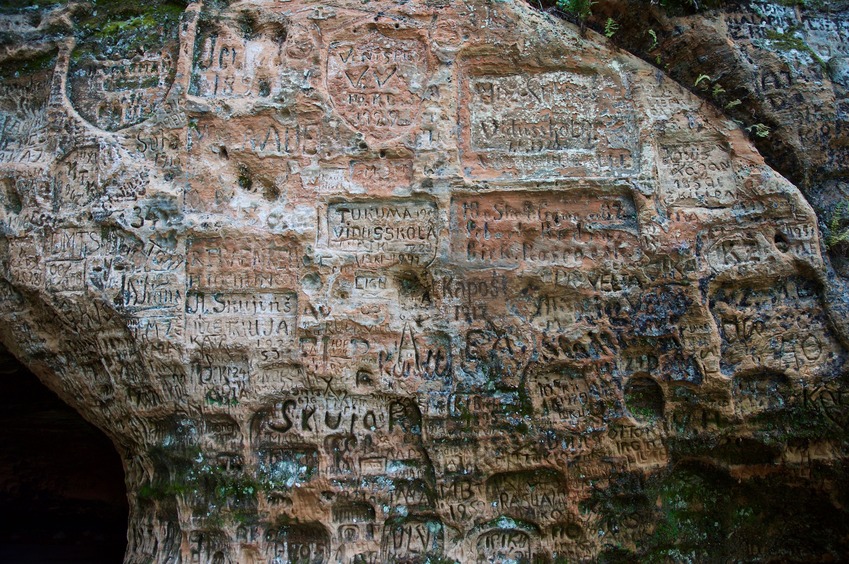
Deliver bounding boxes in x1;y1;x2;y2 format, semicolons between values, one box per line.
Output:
567;0;849;349
1;0;849;561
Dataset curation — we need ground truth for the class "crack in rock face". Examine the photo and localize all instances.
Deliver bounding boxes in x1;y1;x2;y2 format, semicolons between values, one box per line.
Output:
1;0;849;561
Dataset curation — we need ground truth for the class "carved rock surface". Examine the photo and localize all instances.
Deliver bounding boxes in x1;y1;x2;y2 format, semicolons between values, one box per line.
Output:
569;0;849;342
1;0;849;561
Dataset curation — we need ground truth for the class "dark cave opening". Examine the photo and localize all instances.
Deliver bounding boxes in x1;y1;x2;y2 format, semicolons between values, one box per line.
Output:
0;343;128;563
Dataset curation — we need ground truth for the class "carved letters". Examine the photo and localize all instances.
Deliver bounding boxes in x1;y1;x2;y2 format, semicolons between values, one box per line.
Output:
0;0;846;562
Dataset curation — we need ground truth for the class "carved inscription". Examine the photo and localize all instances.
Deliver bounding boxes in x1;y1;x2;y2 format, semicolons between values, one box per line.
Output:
1;0;847;561
186;291;297;350
192;19;296;99
351;159;413;193
657;137;736;207
70;53;176;131
264;524;330;564
186;236;298;291
186;114;320;159
732;372;790;419
0;67;51;164
191;355;250;405
485;468;570;523
451;190;639;268
530;368;598;430
726;3;797;42
327;30;429;142
711;278;843;377
259;446;319;487
462;71;639;178
326;199;438;263
476;529;532;563
68;8;181;131
253;393;422;443
381;517;443;563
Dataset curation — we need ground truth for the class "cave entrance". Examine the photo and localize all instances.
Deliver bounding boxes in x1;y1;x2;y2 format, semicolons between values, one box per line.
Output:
0;343;128;563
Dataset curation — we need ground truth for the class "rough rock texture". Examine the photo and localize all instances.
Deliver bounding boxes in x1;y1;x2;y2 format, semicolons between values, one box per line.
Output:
1;0;849;562
562;0;849;342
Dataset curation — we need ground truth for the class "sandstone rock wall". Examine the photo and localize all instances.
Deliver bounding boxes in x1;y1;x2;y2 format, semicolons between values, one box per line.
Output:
1;0;848;561
562;0;849;342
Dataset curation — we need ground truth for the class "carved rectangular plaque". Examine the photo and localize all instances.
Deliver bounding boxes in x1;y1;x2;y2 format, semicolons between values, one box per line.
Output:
450;189;639;268
460;71;639;179
325;198;439;260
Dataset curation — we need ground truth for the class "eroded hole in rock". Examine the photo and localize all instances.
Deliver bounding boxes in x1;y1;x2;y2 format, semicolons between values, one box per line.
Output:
237;163;254;192
624;376;665;423
0;178;22;215
774;231;790;252
0;344;128;563
263;20;289;45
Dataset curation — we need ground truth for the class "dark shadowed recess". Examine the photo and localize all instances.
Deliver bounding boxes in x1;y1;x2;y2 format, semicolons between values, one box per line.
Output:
0;342;128;563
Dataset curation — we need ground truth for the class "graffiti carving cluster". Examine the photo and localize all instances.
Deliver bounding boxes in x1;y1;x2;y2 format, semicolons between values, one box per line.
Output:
0;0;846;562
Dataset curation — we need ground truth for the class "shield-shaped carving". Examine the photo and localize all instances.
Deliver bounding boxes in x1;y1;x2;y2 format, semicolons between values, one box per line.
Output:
68;12;182;132
327;29;429;143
